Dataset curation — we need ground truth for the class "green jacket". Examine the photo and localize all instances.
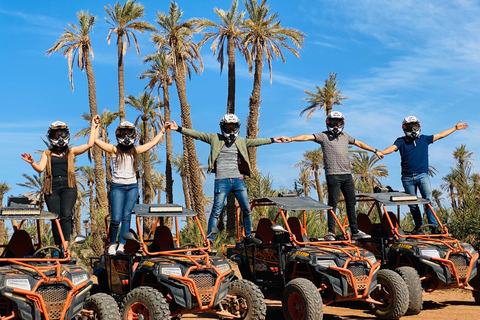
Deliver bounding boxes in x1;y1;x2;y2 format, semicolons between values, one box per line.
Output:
178;127;274;176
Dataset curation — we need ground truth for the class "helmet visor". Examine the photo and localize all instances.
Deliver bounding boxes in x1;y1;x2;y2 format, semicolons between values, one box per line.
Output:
327;118;344;128
221;123;240;134
403;122;420;132
116;128;136;139
48;129;69;139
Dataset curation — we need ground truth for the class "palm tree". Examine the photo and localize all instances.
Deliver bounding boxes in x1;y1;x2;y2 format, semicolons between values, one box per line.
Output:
0;182;11;244
127;92;163;205
431;189;445;212
152;2;206;222
172;154;192;211
199;0;246;114
243;0;305;171
152;172;166;204
294;148;324;202
350;150;388;193
140;51;174;205
198;0;247;236
295;167;315;197
301;72;348;120
105;0;156;122
46;11;108;212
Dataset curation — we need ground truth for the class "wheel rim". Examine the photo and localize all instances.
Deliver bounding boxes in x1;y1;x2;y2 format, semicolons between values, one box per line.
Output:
287;292;306;320
127;302;150;320
374;284;392;311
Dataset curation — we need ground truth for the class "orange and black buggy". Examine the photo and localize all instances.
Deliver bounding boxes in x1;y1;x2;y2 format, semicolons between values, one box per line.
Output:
93;203;266;320
224;196;409;320
0;196;120;320
351;191;480;314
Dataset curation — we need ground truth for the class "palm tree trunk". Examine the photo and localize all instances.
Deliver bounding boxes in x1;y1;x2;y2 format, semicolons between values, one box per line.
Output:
162;79;174;205
0;194;5;244
314;170;323;202
102;129;113;193
117;36;126;122
142;119;155;238
247;50;264;172
173;61;206;224
84;51;108;213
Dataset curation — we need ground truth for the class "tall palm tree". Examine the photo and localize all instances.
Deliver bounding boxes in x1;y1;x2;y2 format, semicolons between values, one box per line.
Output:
351;150;388;193
295;167;315;197
199;0;246;113
301;72;348;120
127;92;163;205
0;182;11;244
294;148;324;202
140;51;174;205
105;0;156;122
152;172;166;204
46;11;108;212
243;0;305;171
152;2;206;222
198;0;247;235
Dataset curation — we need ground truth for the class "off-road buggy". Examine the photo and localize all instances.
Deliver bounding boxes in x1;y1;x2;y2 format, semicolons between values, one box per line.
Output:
224;196;409;320
93;203;266;320
0;196;119;320
350;191;480;314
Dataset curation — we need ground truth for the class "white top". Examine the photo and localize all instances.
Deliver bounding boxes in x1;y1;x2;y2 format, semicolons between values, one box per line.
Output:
111;154;137;185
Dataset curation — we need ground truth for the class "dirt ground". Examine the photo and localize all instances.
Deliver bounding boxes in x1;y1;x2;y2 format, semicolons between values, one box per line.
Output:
183;288;479;319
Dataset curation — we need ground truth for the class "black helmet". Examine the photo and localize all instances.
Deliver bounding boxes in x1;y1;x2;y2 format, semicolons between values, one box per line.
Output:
47;121;70;147
219;114;240;141
402;116;421;139
115;121;137;146
326;111;345;136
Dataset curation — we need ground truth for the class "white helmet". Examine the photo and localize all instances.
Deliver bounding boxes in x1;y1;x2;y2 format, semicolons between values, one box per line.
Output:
115;121;137;146
220;114;240;142
47;121;70;148
402;116;421;139
326;111;345;136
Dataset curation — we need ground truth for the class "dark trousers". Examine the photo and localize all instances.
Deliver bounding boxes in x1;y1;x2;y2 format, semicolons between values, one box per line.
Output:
326;174;358;234
45;176;77;245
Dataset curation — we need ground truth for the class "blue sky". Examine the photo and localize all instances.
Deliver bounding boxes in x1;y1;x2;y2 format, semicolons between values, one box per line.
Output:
1;0;479;212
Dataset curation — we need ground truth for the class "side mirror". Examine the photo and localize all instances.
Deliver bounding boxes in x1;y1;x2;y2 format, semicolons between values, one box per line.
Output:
122;232;139;242
71;235;86;245
271;225;288;233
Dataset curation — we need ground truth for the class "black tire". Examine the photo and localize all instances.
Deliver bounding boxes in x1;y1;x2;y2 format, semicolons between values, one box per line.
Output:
221;279;266;320
282;278;323;320
83;293;121;320
395;266;423;314
473;291;480;304
371;269;409;319
121;286;170;320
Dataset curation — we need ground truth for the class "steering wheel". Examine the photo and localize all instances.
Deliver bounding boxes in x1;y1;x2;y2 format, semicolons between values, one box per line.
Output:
181;243;203;255
34;246;62;258
417;224;438;234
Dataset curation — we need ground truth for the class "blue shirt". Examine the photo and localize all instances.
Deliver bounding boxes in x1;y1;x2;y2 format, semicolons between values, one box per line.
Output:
393;135;434;176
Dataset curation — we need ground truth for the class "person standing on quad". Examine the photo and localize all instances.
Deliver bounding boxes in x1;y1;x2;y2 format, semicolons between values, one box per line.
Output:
21;115;100;250
381;116;468;233
166;114;285;245
95;121;164;255
284;111;381;240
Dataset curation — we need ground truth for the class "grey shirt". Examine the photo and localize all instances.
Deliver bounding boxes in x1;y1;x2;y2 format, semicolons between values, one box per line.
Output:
313;131;355;176
215;143;242;180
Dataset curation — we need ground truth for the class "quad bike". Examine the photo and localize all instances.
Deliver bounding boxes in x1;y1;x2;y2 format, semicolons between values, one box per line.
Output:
93;203;266;320
349;191;480;314
0;196;119;320
224;196;409;320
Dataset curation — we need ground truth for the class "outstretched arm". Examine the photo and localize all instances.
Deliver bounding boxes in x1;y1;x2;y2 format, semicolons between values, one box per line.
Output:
433;121;468;142
72;115;100;156
354;139;384;159
284;134;316;142
136;129;165;154
381;145;398;155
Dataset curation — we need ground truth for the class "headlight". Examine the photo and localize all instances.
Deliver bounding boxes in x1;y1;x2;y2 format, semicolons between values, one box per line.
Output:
6;279;31;291
72;273;90;286
216;263;231;274
421;249;440;259
463;244;478;256
161;267;182;276
315;259;336;268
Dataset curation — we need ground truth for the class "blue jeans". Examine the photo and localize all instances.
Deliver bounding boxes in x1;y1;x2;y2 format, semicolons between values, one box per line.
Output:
208;178;251;241
401;173;437;227
110;183;139;245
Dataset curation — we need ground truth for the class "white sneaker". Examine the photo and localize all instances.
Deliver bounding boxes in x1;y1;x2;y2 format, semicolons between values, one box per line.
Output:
352;230;371;240
107;244;116;255
324;232;336;241
116;247;125;255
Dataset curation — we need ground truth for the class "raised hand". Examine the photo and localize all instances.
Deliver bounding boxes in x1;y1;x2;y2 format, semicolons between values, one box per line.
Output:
456;121;468;130
21;153;34;164
166;120;178;131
